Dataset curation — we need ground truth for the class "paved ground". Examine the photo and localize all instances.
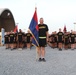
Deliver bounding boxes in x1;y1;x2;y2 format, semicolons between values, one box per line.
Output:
0;46;76;75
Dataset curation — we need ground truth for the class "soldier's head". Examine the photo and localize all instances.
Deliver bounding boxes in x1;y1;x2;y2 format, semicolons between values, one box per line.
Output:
39;18;44;24
6;32;8;35
27;30;30;33
10;30;13;33
71;30;73;33
59;28;61;32
54;31;57;34
19;29;22;32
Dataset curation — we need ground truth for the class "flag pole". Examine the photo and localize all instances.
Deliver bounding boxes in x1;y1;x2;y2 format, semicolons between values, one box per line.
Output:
35;7;39;61
34;6;39;61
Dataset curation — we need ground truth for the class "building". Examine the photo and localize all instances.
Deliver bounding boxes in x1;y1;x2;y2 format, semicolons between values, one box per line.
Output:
0;8;15;32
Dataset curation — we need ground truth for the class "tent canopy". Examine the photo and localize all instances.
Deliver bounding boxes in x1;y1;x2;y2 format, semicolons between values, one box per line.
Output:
0;8;15;32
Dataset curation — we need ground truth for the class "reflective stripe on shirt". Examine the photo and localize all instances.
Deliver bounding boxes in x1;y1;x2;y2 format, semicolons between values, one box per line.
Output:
39;37;46;39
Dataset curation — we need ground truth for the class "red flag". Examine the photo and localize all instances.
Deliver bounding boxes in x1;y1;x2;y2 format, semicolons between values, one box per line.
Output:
63;25;67;33
14;25;18;33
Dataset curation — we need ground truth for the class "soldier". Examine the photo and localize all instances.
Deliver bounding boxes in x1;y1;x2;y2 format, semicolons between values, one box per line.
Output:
74;31;76;49
67;31;71;49
38;18;49;62
4;32;10;49
50;32;55;48
57;28;64;51
17;29;24;49
70;30;75;50
53;31;57;48
13;32;17;49
25;30;32;49
63;32;69;50
47;34;53;47
9;31;15;50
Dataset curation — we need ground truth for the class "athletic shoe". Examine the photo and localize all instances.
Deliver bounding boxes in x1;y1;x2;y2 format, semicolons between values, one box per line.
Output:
6;48;9;49
11;48;14;50
42;58;46;62
59;48;62;51
38;58;42;62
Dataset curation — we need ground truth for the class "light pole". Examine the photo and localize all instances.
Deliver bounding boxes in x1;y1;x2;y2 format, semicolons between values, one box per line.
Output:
16;23;19;31
24;29;26;33
74;22;76;31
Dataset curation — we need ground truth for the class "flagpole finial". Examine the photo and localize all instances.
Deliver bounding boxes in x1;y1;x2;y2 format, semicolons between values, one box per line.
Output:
35;7;37;11
35;3;37;11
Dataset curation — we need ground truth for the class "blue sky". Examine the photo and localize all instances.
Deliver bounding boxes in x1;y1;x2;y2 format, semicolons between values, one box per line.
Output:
0;0;76;33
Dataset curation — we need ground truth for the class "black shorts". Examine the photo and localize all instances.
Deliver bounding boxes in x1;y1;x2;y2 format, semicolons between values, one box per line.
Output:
54;39;57;42
22;41;26;44
58;40;63;43
71;41;75;44
9;40;14;44
64;39;69;45
13;41;17;44
39;39;47;47
18;40;22;43
26;39;31;43
64;42;69;45
5;41;9;44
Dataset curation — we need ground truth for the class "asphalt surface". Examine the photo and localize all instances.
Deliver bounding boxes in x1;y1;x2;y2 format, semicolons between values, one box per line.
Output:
0;46;76;75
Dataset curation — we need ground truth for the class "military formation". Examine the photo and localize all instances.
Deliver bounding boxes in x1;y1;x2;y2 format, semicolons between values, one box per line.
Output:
4;28;76;51
4;29;32;50
48;29;76;50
